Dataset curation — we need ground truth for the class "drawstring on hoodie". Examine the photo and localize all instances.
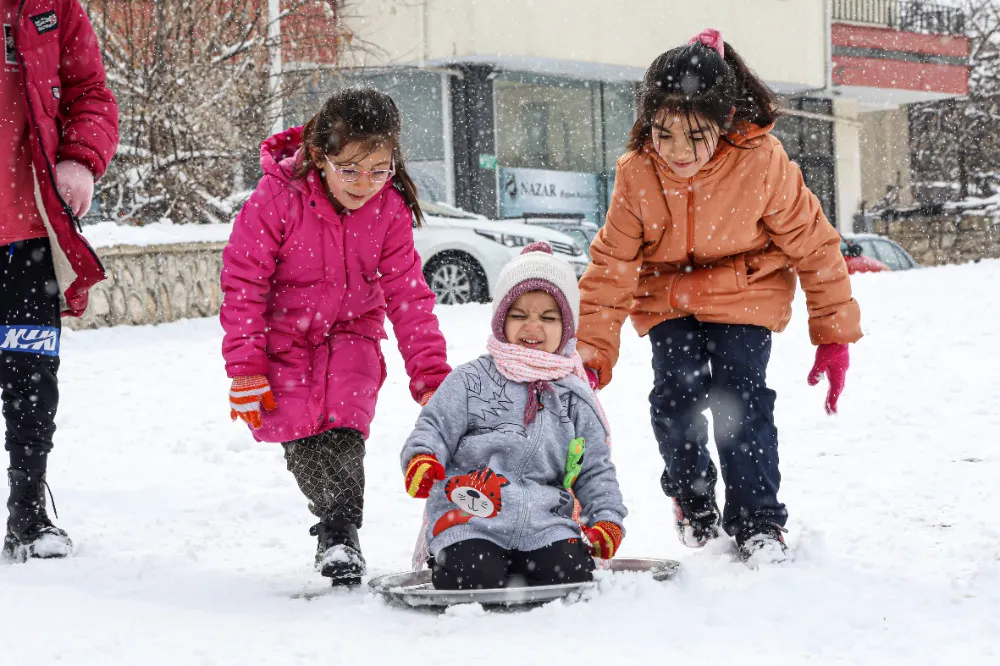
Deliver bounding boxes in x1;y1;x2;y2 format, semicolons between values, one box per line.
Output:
523;379;554;425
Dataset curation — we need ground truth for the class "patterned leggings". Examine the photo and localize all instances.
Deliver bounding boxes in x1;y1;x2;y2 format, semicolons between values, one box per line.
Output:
283;428;366;527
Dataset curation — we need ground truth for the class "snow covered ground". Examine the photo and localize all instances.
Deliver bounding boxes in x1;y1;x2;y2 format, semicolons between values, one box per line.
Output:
2;261;999;665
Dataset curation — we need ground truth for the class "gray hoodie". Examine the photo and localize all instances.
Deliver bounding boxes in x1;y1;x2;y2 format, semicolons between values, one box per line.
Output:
400;355;627;556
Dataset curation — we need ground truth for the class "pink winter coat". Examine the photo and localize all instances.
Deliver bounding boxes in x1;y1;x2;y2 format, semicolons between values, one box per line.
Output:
220;127;451;443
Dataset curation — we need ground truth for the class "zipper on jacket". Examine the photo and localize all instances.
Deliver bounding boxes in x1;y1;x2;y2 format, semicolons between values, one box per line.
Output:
685;177;696;266
512;400;544;549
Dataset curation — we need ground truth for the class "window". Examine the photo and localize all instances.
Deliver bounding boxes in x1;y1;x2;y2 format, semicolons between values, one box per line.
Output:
494;75;599;173
857;239;879;258
601;83;636;169
875;240;913;270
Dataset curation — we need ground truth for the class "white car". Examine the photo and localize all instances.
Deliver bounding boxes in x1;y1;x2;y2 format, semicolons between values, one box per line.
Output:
414;202;590;305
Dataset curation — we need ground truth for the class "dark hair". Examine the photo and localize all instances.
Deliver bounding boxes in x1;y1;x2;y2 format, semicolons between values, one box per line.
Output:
628;40;780;153
296;86;425;226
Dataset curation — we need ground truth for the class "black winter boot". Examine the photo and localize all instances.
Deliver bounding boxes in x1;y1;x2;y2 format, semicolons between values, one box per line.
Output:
736;522;790;567
309;516;365;586
668;464;721;548
3;468;72;562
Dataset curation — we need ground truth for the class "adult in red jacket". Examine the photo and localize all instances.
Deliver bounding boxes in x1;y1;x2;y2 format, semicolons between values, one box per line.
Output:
1;0;118;562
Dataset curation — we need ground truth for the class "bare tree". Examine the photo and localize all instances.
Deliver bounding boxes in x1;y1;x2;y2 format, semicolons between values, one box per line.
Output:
82;0;367;224
909;0;1000;204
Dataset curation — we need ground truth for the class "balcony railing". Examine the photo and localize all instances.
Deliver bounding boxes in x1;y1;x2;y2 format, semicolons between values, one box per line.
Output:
832;0;966;36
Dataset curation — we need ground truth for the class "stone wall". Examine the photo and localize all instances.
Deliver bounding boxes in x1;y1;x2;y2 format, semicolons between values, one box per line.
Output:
868;214;1000;266
64;242;226;330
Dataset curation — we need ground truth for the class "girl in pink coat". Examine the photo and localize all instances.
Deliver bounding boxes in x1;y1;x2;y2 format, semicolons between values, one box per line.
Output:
220;88;451;586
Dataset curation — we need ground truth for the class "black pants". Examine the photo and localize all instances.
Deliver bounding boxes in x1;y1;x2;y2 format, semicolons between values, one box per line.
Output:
283;428;366;527
649;316;787;536
1;239;61;473
432;538;595;590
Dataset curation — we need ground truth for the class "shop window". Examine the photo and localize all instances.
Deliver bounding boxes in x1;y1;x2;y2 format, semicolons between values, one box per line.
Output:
601;82;637;168
494;76;599;173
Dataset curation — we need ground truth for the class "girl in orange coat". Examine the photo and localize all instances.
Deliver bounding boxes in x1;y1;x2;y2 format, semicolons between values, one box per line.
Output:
577;30;862;565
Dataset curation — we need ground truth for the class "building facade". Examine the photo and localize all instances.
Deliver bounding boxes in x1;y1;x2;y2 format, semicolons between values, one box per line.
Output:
289;0;969;232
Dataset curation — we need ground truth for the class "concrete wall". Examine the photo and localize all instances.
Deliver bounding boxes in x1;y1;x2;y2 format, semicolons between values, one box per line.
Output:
869;214;1000;266
64;242;226;330
345;0;826;91
859;107;914;209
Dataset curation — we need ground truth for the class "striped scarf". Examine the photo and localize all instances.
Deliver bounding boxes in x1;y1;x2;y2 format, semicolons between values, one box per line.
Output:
486;336;609;437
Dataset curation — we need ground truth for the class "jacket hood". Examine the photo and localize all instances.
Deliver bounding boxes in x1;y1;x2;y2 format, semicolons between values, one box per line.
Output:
259;125;310;193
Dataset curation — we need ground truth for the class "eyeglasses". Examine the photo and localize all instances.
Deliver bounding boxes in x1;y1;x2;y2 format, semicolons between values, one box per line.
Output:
325;157;395;183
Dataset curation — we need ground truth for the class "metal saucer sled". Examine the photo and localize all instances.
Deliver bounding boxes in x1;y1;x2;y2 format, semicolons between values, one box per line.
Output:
369;557;681;610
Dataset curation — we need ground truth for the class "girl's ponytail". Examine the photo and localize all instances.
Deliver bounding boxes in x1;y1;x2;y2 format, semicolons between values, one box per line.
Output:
391;148;426;228
721;43;780;128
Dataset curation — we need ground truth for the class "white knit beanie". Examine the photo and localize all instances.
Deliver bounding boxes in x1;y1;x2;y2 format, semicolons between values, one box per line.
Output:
491;241;580;353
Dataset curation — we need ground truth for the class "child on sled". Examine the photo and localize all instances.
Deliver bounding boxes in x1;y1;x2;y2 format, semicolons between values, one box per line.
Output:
401;242;627;590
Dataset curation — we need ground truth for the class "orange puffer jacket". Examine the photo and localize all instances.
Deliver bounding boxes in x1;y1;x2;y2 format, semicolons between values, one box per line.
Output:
578;124;862;387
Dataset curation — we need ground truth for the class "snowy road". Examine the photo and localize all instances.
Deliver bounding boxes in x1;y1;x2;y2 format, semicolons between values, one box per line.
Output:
2;261;999;665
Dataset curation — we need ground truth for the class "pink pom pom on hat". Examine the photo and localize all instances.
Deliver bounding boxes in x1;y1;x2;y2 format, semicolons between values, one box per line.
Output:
490;241;581;354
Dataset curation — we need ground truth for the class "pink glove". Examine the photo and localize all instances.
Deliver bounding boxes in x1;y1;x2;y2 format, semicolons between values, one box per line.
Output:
55;160;95;218
585;367;600;391
807;343;850;415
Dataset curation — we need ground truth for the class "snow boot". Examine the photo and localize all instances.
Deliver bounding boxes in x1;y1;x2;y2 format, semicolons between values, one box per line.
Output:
3;468;73;562
672;494;722;548
310;517;365;586
736;522;790;567
669;466;721;548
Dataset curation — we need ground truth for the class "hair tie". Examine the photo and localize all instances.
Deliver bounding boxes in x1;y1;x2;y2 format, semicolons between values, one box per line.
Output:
688;28;725;59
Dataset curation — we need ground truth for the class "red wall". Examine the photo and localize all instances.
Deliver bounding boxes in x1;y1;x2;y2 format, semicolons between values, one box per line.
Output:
831;23;969;95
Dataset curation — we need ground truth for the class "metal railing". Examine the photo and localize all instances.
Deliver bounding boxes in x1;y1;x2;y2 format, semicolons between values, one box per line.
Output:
832;0;966;36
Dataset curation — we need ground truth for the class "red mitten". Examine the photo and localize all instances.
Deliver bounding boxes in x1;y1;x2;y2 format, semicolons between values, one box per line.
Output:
582;521;623;560
229;375;277;429
404;454;445;498
585;367;600;391
807;343;850;415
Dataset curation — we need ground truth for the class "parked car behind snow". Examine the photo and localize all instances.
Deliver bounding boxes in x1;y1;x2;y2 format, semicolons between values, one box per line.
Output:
514;214;601;259
414;202;589;305
840;234;919;273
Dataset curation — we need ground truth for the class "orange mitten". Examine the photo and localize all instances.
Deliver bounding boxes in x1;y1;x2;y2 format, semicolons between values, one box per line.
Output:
418;390;436;407
582;521;624;560
404;454;445;498
229;375;277;429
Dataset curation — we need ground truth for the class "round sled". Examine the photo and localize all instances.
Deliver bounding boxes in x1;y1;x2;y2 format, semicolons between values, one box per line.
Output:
368;557;681;610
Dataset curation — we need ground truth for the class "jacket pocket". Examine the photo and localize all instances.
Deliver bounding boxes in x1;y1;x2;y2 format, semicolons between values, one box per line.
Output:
744;251;790;285
265;331;295;355
27;81;61;158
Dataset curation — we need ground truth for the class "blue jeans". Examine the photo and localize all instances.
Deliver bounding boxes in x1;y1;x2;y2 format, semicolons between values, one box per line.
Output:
648;317;787;535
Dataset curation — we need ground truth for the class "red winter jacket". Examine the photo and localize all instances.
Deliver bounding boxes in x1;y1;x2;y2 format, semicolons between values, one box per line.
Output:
10;0;119;315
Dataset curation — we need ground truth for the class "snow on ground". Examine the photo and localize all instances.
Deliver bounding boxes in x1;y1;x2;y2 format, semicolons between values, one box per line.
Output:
81;220;235;249
2;261;999;665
